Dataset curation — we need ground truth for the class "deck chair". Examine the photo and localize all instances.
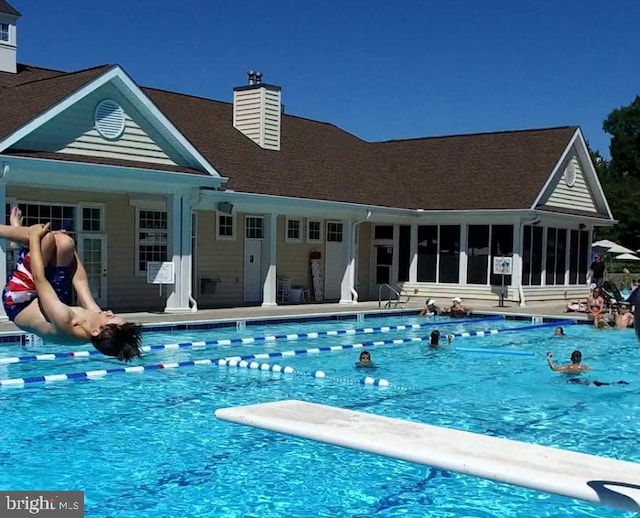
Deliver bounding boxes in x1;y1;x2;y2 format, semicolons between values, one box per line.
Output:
602;281;624;306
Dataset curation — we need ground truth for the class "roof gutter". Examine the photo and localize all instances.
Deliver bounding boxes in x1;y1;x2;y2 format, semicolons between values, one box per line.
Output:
3;155;226;192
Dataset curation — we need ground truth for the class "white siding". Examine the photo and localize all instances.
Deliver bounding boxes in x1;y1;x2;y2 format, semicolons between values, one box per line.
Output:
6;187;165;312
543;153;598;213
233;86;281;151
59;114;175;165
13;83;179;167
195;211;244;307
276;216;320;292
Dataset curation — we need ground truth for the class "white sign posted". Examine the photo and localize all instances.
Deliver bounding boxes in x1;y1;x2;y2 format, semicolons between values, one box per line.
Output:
492;257;513;276
147;261;175;284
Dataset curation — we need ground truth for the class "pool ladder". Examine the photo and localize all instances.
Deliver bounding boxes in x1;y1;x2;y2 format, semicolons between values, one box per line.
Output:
378;283;411;309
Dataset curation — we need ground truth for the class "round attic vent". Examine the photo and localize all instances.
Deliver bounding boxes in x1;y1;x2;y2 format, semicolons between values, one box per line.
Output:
94;99;125;140
563;157;579;188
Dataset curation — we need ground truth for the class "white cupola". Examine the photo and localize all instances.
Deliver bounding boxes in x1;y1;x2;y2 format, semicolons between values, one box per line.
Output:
0;0;20;73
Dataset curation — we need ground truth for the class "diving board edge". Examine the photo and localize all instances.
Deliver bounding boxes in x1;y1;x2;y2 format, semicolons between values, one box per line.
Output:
214;399;640;513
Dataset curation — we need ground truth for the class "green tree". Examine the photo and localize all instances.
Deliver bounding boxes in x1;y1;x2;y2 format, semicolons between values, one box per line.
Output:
603;95;640;178
595;96;640;251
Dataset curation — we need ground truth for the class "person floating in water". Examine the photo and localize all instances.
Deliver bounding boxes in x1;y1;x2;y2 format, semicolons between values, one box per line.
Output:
553;326;565;336
546;350;590;373
547;350;628;386
429;329;453;346
355;350;375;368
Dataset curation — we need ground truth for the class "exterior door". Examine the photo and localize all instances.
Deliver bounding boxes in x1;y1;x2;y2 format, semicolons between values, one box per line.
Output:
243;239;262;302
77;234;107;307
375;244;394;299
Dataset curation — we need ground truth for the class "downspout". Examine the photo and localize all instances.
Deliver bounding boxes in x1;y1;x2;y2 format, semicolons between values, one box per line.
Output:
350;210;372;302
188;292;198;313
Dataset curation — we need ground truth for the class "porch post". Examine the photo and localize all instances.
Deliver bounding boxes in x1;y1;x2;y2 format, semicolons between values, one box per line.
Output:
409;222;418;283
339;220;355;304
164;191;194;313
262;213;277;307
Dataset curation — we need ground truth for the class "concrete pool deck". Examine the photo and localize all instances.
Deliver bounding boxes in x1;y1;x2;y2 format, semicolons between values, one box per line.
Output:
0;299;589;336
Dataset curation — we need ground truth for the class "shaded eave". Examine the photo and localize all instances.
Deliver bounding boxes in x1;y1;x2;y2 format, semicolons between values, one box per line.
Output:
0;65;223;178
1;155;225;194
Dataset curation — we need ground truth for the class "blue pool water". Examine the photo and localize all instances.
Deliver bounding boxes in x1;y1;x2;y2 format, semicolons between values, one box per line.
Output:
0;313;638;517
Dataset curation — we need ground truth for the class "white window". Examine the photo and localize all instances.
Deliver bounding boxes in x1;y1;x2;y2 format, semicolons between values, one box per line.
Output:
80;204;105;232
5;202;77;232
326;221;343;242
286;217;302;243
307;219;323;243
136;209;168;275
0;24;9;43
245;216;264;239
216;212;235;240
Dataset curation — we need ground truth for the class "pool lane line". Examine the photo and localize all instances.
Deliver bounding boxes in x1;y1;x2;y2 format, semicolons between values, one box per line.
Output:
0;315;504;365
0;319;576;388
217;358;395;388
0;354;395;389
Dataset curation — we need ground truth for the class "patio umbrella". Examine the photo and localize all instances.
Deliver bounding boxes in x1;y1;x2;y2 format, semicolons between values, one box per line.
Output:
613;253;640;261
592;239;636;255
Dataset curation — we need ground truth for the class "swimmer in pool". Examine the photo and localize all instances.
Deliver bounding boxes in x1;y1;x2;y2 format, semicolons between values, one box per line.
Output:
546;350;590;373
355;350;376;368
429;329;453;346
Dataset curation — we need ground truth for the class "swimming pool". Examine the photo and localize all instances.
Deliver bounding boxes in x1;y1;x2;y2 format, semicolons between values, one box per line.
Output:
0;313;638;517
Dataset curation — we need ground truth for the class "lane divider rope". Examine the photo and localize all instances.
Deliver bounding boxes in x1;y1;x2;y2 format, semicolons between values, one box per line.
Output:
217;358;397;388
0;319;575;388
0;315;503;365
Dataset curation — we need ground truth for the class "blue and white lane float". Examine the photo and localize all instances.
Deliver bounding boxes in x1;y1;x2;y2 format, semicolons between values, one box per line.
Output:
217;358;393;388
0;355;393;389
0;315;503;365
0;318;573;371
0;319;575;388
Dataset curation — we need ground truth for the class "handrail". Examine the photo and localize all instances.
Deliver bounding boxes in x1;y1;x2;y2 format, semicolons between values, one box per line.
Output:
378;283;410;309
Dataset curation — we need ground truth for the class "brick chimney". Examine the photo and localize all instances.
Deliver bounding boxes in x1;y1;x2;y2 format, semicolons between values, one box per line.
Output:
0;0;20;73
233;71;282;151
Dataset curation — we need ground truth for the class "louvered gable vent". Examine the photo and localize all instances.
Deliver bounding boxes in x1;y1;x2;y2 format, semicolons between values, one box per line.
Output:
94;99;125;140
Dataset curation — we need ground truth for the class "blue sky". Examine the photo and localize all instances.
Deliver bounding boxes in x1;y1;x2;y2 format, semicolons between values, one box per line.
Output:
14;0;640;157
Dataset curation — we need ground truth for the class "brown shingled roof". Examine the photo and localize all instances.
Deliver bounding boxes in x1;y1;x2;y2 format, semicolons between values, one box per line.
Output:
146;86;577;211
371;127;577;210
0;0;20;17
0;65;111;140
0;63;579;212
0;64;64;88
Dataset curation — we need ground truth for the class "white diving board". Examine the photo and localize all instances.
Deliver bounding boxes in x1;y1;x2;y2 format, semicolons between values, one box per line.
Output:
215;400;640;513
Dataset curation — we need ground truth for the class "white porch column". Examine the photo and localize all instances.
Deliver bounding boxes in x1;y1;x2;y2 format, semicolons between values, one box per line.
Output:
164;192;194;313
409;222;418;283
262;213;277;307
0;180;7;321
459;224;468;284
511;224;522;289
339;220;355;304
